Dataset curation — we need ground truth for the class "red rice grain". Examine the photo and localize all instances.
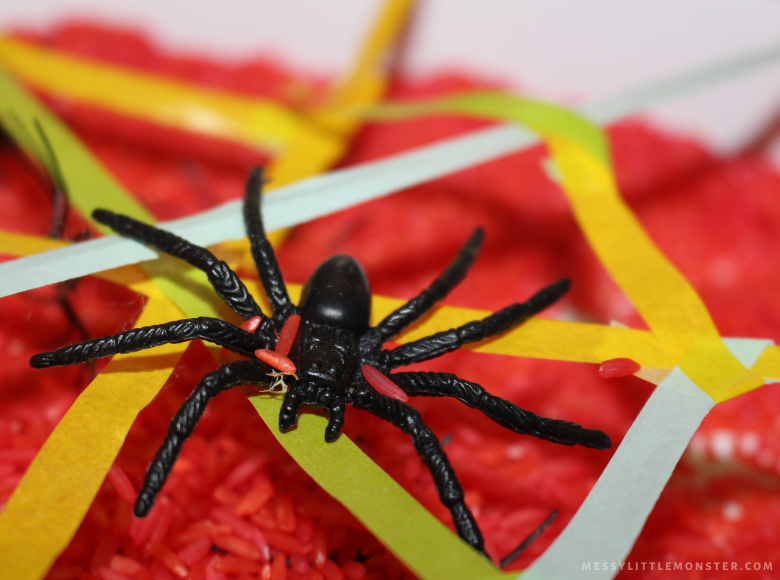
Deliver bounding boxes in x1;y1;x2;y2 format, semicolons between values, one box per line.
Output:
236;478;274;516
109;555;142;575
261;563;272;580
210;506;258;541
148;542;188;578
295;515;314;544
213;485;242;506
96;567;130;580
251;505;278;530
107;464;137;504
111;500;133;538
175;537;211;567
326;526;348;554
271;553;287;580
336;530;360;565
305;569;325;580
90;535;119;572
341;562;366;580
205;556;227;580
276;495;297;532
149;559;174;580
188;561;207;580
309;527;328;569
321;558;344;580
263;529;312;555
290;553;310;574
211;534;263;560
214;555;263;574
148;498;174;543
223;457;266;489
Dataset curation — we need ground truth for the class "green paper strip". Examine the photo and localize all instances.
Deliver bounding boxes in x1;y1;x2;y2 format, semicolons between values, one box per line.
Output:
251;397;506;580
0;66;228;320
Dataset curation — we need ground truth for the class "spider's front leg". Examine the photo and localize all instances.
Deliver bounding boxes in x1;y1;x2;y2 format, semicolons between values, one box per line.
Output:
93;209;267;324
136;359;272;516
30;317;270;368
391;371;611;449
243;167;295;325
351;387;488;558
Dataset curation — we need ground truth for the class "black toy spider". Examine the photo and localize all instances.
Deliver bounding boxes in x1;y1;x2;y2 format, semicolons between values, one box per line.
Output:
31;167;611;557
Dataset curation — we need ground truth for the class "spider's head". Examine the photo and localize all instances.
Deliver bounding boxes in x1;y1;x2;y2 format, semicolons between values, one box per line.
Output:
294;321;355;388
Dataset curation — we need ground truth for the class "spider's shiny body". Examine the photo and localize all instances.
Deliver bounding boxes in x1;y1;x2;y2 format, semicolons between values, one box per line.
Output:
31;167;611;559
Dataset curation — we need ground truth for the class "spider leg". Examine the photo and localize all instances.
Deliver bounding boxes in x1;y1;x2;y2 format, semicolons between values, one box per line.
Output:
279;384;304;432
30;317;270;368
243;167;295;323
135;359;271;516
368;228;483;346
93;209;266;322
390;372;611;449
352;387;488;557
315;388;346;443
385;278;570;368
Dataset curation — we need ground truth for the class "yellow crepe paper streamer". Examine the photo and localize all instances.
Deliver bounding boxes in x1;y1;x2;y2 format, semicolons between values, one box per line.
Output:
255;0;415;252
0;229;68;255
0;36;327;156
0;270;189;580
370;92;764;403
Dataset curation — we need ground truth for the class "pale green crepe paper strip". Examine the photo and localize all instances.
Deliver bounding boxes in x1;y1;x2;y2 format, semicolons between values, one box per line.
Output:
523;338;773;580
0;66;230;320
250;397;507;580
4;38;780;298
0;68;154;227
368;94;610;166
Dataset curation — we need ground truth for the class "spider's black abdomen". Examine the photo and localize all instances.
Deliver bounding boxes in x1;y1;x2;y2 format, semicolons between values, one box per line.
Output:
299;255;371;335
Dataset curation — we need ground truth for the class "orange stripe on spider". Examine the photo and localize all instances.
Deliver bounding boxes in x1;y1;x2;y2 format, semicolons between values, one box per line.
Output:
362;365;409;403
255;349;297;374
275;314;301;357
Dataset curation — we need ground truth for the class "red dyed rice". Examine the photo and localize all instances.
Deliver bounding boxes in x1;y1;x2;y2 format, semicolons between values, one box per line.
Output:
107;464;137;504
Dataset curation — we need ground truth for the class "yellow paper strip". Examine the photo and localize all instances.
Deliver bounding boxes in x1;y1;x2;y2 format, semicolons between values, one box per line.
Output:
0;229;68;256
372;92;764;403
0;277;188;580
0;36;324;155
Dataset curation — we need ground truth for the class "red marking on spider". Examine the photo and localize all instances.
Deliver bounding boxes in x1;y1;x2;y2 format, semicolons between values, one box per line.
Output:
362;365;409;402
240;315;264;334
275;314;301;357
255;349;297;374
220;316;264;362
598;357;640;378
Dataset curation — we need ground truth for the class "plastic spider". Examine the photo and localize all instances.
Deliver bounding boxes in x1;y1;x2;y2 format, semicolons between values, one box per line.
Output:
31;168;611;557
